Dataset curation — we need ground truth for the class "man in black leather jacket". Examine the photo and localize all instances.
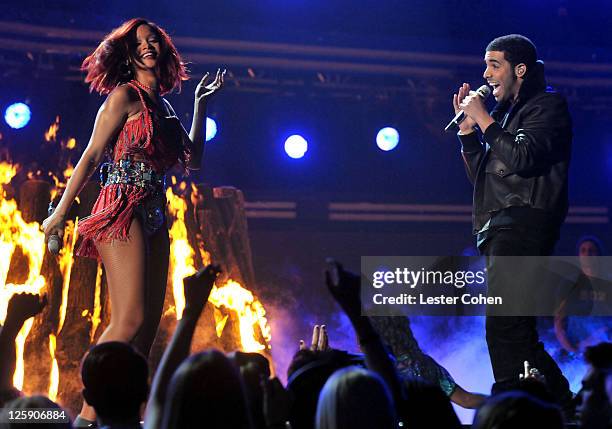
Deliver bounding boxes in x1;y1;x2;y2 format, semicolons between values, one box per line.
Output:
453;34;573;410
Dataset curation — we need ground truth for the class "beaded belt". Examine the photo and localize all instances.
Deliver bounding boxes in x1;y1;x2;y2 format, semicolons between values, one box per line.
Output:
100;159;166;191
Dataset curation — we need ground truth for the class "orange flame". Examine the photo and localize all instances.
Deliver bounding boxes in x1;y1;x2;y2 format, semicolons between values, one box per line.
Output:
48;334;59;401
57;219;78;334
199;248;212;268
62;162;74;180
189;184;212;267
209;280;271;352
166;186;196;319
80;246;104;343
88;263;103;343
13;319;35;390
0;160;78;392
65;138;76;150
214;308;229;338
44;116;60;142
48;172;62;202
0;161;47;389
0;162;18;187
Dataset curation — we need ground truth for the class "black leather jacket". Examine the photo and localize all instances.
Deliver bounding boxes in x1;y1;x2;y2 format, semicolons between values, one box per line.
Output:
459;89;572;234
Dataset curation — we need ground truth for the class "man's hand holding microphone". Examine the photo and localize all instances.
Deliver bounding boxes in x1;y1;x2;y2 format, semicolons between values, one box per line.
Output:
447;83;494;134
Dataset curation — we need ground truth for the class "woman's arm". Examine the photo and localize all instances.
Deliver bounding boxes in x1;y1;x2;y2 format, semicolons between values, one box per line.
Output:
42;86;130;238
185;98;207;170
179;70;225;171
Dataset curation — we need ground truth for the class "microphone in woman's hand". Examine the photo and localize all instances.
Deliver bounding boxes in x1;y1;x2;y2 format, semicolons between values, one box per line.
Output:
48;235;61;255
47;202;62;255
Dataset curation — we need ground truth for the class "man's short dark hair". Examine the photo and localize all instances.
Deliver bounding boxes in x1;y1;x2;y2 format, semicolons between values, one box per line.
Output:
486;34;537;70
81;341;148;421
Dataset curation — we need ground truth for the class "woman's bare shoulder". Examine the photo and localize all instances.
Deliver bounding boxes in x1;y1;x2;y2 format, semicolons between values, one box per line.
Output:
105;83;142;116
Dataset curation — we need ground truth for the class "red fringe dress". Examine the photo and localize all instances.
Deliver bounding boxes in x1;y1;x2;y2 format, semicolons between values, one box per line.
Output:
77;81;189;260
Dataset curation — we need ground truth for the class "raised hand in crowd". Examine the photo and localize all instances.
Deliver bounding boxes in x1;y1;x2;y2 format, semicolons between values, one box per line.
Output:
519;360;546;383
299;324;329;352
325;259;361;319
5;293;47;327
516;360;556;404
324;259;407;415
183;264;222;316
0;293;47;395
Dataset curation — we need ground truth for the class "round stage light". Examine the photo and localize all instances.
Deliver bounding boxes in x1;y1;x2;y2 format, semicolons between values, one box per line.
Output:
4;102;31;129
205;117;218;141
376;127;399;151
284;134;308;159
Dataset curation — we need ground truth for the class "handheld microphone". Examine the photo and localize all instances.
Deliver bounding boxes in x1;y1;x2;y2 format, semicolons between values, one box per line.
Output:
444;85;491;132
47;202;62;255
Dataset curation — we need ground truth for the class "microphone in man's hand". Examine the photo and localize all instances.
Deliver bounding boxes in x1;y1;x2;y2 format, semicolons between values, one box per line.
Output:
444;85;491;132
47;202;62;255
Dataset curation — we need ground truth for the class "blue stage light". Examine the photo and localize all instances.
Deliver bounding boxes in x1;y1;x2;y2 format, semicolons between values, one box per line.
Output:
205;117;217;141
376;127;399;151
284;134;308;159
4;102;31;129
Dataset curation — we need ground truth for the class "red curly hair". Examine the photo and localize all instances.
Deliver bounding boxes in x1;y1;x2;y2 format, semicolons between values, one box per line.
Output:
81;18;188;95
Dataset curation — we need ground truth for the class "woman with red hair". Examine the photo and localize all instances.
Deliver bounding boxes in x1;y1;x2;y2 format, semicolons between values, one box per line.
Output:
42;18;225;427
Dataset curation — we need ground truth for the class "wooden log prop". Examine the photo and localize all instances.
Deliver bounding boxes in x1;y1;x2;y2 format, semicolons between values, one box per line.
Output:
188;185;265;355
154;184;267;361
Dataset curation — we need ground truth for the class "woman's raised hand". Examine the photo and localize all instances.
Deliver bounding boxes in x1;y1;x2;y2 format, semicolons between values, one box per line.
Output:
195;68;226;107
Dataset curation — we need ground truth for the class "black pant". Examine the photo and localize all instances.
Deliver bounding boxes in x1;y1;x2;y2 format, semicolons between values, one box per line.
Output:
481;228;572;406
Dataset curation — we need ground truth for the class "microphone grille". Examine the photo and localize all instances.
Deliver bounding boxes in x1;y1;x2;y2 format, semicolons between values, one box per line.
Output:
477;85;491;98
48;235;61;255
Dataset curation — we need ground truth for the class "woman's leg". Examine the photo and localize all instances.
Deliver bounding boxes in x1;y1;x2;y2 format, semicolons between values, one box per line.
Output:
131;224;170;357
95;218;147;343
78;217;147;422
